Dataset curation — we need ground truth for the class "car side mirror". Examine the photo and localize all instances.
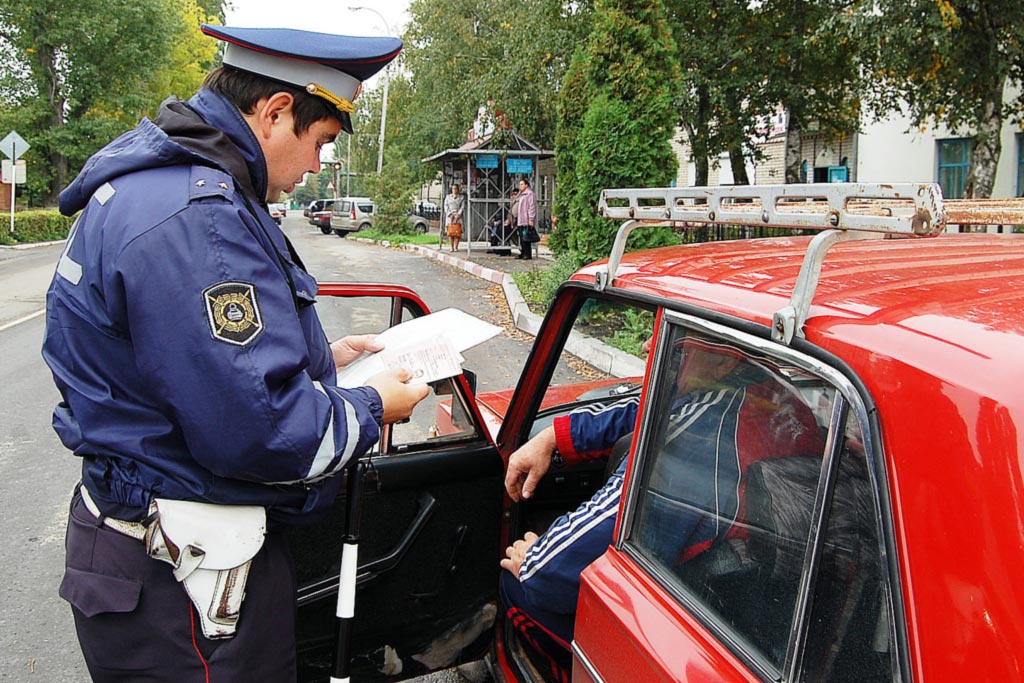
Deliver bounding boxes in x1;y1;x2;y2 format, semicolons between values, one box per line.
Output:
430;369;477;396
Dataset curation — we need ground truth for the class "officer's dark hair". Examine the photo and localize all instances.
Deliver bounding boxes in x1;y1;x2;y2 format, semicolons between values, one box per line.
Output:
203;65;345;135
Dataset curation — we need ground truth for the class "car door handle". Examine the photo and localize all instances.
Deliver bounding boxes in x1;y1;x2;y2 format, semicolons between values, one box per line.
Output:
295;492;437;606
357;492;437;584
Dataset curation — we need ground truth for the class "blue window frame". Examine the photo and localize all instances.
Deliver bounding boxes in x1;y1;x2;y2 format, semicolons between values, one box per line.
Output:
937;138;972;199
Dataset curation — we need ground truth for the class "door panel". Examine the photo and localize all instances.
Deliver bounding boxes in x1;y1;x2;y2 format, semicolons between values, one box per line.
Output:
293;285;503;682
574;551;760;683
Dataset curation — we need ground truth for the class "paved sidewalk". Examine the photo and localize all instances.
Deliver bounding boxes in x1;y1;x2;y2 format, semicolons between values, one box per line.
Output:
362;237;644;380
358;237;554;337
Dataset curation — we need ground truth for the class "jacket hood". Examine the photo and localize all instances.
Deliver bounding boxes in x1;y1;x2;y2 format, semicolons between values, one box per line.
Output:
59;90;268;216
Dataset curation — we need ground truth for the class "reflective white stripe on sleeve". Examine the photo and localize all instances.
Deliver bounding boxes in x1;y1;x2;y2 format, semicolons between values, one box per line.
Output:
306;381;337;479
306;383;363;479
56;216;83;285
328;386;362;475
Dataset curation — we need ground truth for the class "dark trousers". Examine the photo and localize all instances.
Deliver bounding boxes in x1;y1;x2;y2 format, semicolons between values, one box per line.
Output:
61;493;297;682
499;570;572;683
517;226;533;259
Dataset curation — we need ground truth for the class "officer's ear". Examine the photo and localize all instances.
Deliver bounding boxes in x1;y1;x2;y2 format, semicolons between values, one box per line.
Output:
253;92;295;140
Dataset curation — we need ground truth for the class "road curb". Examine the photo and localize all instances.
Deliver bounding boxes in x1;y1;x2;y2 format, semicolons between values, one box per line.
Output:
400;243;546;337
0;238;67;250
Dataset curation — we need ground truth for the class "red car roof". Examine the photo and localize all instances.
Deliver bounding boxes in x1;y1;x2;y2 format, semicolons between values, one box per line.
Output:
575;233;1024;372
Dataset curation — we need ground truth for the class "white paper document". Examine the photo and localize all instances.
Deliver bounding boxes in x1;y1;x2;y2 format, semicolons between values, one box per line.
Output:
336;308;502;388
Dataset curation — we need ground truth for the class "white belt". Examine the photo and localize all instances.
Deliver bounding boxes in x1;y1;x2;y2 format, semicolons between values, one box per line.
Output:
77;486;267;639
79;486;147;541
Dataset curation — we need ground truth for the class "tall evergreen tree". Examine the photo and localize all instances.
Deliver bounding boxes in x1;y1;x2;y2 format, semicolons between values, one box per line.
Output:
552;0;681;264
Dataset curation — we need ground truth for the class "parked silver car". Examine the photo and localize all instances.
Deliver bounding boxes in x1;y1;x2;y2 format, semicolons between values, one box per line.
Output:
330;197;374;237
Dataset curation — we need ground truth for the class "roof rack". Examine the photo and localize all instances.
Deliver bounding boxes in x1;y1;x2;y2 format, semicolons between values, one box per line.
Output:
592;183;1024;345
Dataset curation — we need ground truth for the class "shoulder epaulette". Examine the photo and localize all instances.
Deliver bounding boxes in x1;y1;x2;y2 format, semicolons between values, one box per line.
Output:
189;166;235;202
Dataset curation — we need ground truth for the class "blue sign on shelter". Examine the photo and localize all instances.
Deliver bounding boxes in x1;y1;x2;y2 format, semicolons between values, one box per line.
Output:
476;154;499;169
506;158;533;174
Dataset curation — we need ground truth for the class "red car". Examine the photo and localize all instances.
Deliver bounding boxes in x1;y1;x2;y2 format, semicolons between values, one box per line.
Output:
292;184;1024;683
311;209;333;234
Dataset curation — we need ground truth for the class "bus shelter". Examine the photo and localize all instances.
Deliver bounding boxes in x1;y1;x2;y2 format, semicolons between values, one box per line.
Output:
423;131;554;256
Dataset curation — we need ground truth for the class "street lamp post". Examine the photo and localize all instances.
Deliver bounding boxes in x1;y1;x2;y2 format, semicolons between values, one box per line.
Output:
349;5;393;175
332;162;342;199
346;134;352;196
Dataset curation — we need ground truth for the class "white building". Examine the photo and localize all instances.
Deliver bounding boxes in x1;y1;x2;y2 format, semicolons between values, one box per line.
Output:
674;89;1024;201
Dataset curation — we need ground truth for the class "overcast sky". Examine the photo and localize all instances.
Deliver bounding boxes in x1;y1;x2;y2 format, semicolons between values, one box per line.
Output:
223;0;413;163
225;0;411;37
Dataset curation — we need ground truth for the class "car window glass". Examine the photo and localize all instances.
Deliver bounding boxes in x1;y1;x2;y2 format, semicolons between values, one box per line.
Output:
359;203;373;214
800;411;895;683
536;297;652;437
315;295;481;456
626;324;835;673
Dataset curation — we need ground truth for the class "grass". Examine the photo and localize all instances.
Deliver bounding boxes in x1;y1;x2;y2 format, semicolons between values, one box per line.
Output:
354;229;438;246
513;257;653;357
511;252;584;315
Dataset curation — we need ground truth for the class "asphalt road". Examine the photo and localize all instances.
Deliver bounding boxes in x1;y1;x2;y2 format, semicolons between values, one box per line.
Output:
0;214;545;682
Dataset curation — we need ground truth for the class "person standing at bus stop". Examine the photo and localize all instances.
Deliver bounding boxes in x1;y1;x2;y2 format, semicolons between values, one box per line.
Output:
42;24;428;682
516;178;538;260
444;183;466;251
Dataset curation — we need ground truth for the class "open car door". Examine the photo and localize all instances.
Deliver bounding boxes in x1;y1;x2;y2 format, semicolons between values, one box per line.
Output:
292;283;504;682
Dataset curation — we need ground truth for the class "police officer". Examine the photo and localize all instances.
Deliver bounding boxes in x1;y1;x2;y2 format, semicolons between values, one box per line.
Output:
42;25;428;682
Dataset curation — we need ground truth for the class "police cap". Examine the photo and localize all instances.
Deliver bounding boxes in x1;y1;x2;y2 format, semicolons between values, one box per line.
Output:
201;25;403;134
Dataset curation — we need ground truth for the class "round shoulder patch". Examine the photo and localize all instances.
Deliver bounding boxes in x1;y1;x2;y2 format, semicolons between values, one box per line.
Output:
203;281;264;346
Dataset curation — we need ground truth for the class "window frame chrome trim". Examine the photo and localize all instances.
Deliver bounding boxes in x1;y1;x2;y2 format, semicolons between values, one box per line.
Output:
571;641;606;683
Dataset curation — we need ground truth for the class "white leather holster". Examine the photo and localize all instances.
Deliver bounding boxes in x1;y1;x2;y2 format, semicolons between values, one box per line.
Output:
145;499;266;639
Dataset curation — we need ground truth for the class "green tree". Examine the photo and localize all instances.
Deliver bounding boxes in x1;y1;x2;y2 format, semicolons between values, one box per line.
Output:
666;0;777;185
761;0;865;183
402;0;591;166
360;73;430;226
372;159;418;234
0;0;217;206
553;0;681;264
291;171;326;209
145;0;220;110
859;0;1024;197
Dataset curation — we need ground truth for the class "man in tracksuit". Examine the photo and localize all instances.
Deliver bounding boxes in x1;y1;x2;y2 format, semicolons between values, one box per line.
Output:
43;25;428;682
500;337;823;682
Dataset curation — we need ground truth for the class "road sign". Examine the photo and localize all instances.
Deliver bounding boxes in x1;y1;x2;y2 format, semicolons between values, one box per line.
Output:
2;160;26;184
0;131;29;160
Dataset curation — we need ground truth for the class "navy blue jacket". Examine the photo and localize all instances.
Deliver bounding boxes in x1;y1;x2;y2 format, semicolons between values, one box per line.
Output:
43;90;383;524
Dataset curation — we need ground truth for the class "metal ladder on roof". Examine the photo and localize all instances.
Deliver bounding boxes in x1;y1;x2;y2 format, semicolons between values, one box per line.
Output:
593;183;1024;345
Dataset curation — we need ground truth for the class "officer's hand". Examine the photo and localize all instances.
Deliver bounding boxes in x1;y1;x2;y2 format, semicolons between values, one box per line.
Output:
505;426;557;502
332;334;383;371
500;531;540;577
366;368;430;424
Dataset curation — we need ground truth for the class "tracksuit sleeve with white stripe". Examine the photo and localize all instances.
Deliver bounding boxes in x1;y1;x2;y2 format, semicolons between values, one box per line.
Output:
516;397;640;618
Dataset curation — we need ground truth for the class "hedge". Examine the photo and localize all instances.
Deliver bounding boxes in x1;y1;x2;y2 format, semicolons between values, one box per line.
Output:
0;209;74;246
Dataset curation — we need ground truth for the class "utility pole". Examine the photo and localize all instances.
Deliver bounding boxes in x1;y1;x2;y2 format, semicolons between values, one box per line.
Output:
349;6;393;175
